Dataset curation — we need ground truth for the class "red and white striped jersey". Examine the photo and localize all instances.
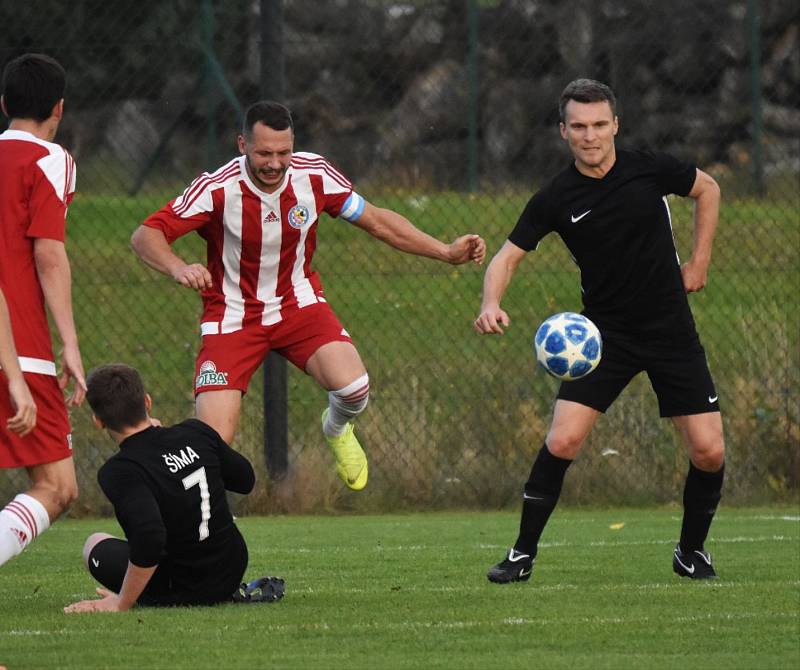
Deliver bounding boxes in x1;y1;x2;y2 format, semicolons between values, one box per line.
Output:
0;130;76;375
143;152;353;333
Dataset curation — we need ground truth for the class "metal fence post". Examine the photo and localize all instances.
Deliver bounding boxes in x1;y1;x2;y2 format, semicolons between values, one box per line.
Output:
747;0;764;196
466;0;479;193
260;0;289;481
202;0;217;167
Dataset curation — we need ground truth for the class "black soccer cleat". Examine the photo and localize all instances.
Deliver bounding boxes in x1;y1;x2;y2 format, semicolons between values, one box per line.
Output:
487;548;534;584
673;544;719;580
232;576;286;603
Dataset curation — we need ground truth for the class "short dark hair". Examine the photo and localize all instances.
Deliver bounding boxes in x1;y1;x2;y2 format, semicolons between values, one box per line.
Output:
86;364;148;433
243;100;293;138
558;78;617;122
1;53;66;122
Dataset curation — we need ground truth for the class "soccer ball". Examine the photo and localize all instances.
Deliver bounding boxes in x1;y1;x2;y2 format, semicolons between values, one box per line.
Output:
534;312;602;380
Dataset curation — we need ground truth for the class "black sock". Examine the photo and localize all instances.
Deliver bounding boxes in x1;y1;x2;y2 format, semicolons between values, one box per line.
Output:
679;461;724;553
513;443;573;557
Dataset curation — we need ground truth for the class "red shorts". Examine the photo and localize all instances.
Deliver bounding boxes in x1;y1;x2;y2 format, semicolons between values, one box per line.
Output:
194;302;353;395
0;371;72;468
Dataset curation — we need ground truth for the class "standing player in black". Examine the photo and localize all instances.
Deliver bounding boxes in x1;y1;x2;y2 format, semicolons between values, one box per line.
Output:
64;364;259;612
475;79;725;582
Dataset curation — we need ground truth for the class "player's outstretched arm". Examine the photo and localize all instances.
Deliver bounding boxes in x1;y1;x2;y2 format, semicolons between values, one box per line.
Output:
474;240;527;335
682;168;721;293
351;202;486;265
0;289;36;436
66;463;167;613
33;239;86;406
64;562;157;614
131;225;213;292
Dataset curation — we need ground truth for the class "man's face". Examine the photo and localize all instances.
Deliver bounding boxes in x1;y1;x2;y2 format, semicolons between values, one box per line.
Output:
559;100;618;172
238;121;293;192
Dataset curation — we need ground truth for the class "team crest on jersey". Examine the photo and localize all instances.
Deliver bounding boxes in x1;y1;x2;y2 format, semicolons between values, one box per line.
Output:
288;204;310;229
195;360;229;388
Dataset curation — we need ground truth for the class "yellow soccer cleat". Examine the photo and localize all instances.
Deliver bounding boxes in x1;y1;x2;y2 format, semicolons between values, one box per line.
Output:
322;409;368;491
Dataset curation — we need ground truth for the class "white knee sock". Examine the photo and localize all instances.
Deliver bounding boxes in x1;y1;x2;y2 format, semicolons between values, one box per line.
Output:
0;493;51;567
323;373;370;437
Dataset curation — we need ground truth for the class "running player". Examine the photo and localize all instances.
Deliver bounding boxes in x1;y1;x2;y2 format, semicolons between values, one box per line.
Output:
64;364;259;612
131;101;486;491
0;53;85;569
475;79;725;582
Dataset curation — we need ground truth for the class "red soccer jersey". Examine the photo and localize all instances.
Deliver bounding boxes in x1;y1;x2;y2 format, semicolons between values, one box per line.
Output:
143;152;352;333
0;129;76;374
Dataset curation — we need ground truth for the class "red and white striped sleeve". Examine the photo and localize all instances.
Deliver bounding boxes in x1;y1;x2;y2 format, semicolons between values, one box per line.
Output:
143;158;240;243
291;152;353;218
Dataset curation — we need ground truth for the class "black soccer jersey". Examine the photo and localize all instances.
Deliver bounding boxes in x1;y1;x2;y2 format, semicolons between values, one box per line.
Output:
509;149;698;337
97;419;254;581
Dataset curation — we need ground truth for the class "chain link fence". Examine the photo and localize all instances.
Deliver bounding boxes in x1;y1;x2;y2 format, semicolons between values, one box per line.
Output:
2;0;798;514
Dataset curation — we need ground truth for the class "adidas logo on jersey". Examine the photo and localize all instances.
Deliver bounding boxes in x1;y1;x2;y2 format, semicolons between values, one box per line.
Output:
263;211;279;224
11;527;28;546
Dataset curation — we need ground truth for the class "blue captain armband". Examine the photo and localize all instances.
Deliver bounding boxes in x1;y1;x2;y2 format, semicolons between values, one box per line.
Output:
339;192;365;222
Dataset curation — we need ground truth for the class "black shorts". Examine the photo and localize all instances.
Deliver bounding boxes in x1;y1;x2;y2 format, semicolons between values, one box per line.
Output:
557;330;720;417
87;528;248;607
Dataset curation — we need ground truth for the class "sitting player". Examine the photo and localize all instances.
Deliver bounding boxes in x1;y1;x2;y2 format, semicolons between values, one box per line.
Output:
64;363;282;612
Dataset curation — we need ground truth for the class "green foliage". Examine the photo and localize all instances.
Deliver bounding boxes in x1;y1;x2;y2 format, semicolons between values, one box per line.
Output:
0;509;798;669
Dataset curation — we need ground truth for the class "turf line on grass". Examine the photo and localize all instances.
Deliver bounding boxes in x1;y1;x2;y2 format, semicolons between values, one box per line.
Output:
477;535;796;551
277;578;798;595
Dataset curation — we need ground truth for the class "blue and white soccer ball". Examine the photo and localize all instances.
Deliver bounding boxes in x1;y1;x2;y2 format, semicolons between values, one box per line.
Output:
534;312;602;381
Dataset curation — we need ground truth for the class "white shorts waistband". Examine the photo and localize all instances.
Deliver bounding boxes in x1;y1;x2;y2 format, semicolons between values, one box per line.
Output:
0;357;57;376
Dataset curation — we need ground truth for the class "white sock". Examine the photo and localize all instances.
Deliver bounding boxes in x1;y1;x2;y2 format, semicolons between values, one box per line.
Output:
323;373;370;437
0;494;51;567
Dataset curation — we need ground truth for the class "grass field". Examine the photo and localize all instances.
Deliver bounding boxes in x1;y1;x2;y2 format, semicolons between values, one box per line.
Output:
0;507;798;669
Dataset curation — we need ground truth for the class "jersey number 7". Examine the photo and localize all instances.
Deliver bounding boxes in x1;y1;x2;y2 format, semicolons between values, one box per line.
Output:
182;466;211;541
